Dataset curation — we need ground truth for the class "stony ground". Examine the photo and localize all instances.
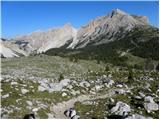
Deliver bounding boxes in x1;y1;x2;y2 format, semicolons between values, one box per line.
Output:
1;55;159;119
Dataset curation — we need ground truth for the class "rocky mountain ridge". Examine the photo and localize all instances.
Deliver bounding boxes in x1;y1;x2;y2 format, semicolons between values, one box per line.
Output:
13;9;150;53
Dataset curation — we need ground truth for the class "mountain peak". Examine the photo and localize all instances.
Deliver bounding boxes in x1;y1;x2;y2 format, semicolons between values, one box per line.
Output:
112;9;126;15
111;8;127;16
63;23;73;28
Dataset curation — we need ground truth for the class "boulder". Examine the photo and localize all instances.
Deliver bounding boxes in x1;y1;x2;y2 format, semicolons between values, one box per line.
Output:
109;98;115;103
2;94;9;99
62;92;67;97
26;101;33;106
64;108;77;118
32;108;39;112
38;86;46;92
11;81;18;85
144;96;154;103
21;88;29;94
138;92;145;98
103;79;114;88
115;89;126;94
110;101;131;116
144;103;159;113
70;108;76;118
71;115;80;119
79;81;90;87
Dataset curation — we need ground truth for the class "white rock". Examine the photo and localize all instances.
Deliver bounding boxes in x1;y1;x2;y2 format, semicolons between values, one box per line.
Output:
67;85;73;89
110;98;115;103
104;79;114;88
135;96;142;99
26;101;33;106
32;108;39;112
11;81;17;85
62;92;67;97
38;86;46;92
70;109;76;118
144;96;155;103
116;84;123;88
71;115;80;119
64;110;70;117
144;103;159;113
139;92;145;98
49;79;70;92
79;81;90;87
115;89;126;94
47;113;54;119
2;94;9;99
103;75;107;78
21;88;29;94
95;85;101;91
110;101;131;116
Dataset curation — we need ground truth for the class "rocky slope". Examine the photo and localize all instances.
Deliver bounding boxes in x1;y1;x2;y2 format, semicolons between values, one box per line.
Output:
1;55;159;118
13;9;150;53
68;9;148;49
15;23;77;53
0;39;28;58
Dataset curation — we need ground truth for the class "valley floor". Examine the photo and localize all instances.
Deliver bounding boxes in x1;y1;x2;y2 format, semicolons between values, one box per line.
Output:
1;55;159;119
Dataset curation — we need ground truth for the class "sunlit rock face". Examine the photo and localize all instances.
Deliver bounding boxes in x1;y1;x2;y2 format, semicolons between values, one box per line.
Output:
70;9;148;49
0;39;28;58
15;23;77;53
13;9;149;53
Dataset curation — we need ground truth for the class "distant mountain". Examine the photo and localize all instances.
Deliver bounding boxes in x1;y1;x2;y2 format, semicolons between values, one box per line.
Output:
2;9;158;64
14;23;77;53
68;9;149;49
0;39;28;58
14;9;149;52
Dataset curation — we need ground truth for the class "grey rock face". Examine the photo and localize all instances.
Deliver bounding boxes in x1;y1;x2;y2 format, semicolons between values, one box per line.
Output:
1;39;28;58
69;9;149;49
110;101;131;116
15;23;77;53
12;9;149;53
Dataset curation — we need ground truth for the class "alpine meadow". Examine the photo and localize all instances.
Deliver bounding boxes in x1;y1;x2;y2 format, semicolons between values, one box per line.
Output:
1;1;159;119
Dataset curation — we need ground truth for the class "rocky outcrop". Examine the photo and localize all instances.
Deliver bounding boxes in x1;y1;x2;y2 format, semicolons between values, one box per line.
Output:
110;101;131;116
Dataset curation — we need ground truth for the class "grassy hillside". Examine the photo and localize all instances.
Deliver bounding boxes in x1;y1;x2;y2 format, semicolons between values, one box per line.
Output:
45;26;158;69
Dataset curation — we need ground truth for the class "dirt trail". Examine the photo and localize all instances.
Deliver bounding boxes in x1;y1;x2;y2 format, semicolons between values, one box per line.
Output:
50;90;116;118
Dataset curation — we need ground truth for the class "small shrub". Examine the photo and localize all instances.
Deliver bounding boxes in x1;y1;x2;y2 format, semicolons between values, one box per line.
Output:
58;73;64;82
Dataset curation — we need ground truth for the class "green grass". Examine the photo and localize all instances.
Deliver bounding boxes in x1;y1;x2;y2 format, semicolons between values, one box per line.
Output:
1;55;159;119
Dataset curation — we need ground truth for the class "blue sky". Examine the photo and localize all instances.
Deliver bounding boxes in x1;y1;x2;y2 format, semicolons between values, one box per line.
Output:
1;1;159;38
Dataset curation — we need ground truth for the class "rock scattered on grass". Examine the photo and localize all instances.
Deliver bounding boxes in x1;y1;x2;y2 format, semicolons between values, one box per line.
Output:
110;101;131;116
2;94;9;99
21;88;29;94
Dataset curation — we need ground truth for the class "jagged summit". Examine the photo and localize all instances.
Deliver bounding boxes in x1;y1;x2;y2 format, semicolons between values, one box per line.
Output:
109;8;127;16
63;23;73;28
